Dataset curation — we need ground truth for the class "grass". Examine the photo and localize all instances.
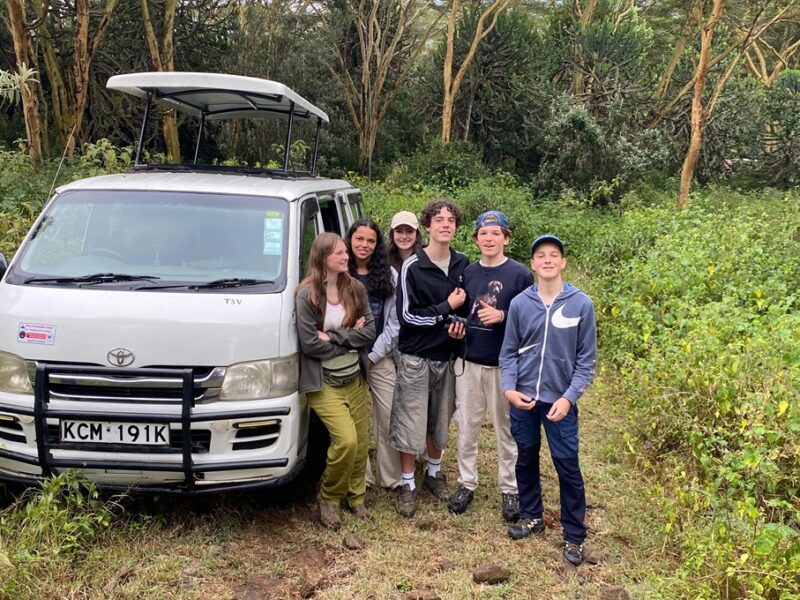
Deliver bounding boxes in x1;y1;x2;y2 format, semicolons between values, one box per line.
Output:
0;370;675;599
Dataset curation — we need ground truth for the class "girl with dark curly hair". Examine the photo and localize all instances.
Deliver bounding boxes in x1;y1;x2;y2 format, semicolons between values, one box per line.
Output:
345;218;402;490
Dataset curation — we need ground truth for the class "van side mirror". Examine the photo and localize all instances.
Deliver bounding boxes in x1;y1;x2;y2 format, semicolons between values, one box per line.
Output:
0;253;7;279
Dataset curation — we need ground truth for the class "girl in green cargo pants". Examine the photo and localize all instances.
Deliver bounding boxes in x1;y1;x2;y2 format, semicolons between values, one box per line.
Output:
295;233;376;530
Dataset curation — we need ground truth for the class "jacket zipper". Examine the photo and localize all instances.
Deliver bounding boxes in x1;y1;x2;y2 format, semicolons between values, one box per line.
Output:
535;301;551;401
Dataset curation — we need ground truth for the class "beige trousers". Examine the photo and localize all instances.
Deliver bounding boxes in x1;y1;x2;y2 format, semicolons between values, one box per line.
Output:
365;355;402;489
454;360;518;494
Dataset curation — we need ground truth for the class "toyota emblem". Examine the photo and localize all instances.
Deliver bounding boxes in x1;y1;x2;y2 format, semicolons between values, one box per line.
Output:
107;347;135;367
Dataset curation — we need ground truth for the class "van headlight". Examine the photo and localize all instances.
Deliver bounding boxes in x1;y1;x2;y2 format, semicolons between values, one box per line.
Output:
0;351;33;395
220;355;298;401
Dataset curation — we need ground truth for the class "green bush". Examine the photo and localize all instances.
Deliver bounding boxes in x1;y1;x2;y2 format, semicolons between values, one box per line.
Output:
591;187;800;598
0;472;122;596
382;141;489;192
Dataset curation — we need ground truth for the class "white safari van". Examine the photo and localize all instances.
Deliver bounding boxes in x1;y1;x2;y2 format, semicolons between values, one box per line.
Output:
0;73;363;493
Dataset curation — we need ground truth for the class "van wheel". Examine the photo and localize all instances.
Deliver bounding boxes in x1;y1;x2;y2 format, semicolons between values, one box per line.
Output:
291;411;329;500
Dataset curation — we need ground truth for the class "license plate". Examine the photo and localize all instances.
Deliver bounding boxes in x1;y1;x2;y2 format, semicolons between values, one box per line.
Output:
60;420;169;446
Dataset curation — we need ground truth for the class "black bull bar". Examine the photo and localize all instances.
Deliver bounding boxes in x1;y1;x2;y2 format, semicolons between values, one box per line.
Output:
0;364;299;493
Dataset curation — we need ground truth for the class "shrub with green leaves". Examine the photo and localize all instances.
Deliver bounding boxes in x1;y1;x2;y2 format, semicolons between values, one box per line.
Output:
0;472;122;597
592;186;800;598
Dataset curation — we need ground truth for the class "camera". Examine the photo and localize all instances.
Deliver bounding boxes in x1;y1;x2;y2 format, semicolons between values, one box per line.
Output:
445;314;467;327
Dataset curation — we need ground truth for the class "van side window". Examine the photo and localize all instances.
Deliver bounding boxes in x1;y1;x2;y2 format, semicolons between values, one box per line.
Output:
348;192;363;219
300;198;319;277
317;195;342;235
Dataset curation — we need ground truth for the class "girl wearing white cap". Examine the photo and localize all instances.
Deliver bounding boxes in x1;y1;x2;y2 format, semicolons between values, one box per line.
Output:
387;211;422;273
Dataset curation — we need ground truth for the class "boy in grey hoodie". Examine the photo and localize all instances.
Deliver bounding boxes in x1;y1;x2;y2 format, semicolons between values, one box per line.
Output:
499;235;597;566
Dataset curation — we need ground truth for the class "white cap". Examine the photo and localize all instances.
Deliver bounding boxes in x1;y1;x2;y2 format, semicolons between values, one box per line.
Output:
390;211;419;231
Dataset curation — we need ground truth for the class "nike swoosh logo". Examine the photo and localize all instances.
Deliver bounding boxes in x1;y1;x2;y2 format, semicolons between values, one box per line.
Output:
551;305;581;329
518;343;539;355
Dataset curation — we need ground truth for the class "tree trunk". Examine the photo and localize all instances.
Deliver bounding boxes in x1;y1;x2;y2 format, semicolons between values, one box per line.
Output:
572;0;596;96
35;0;71;148
6;0;43;162
655;0;704;100
441;0;513;144
441;0;459;144
678;0;725;211
142;0;180;162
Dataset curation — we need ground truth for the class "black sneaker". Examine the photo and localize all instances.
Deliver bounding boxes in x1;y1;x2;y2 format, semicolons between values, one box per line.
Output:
563;541;584;566
507;517;546;540
447;485;474;514
395;484;416;518
423;472;449;502
501;493;520;522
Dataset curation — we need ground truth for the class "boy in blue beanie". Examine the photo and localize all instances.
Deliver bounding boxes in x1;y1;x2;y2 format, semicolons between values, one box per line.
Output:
499;235;597;566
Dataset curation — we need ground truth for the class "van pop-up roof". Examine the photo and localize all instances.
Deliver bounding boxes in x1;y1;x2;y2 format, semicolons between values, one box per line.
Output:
107;72;329;176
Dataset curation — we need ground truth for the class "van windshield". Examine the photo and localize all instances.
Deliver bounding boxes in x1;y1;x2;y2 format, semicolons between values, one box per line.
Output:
10;190;288;291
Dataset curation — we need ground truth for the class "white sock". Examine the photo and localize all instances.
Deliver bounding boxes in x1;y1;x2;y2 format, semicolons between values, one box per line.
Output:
402;471;416;491
426;457;442;478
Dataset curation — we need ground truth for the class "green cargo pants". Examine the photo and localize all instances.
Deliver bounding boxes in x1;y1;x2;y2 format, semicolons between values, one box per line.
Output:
306;376;370;507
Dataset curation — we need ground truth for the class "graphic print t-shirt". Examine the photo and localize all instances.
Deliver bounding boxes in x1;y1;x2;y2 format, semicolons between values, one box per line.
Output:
356;273;385;352
462;259;533;366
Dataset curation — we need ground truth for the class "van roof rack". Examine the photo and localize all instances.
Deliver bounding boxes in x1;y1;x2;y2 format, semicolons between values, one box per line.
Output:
107;72;329;176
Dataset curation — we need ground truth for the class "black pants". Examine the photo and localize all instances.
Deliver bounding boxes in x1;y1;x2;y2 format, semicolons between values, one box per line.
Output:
511;402;586;544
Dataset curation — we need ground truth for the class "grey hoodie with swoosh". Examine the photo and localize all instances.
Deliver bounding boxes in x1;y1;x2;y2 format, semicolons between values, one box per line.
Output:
499;284;597;405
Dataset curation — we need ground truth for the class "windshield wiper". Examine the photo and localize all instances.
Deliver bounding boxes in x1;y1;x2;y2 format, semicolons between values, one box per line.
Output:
23;273;161;285
189;278;274;289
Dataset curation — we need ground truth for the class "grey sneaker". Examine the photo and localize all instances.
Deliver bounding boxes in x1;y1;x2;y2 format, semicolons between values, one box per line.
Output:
501;493;520;522
447;485;474;514
423;472;449;502
507;517;546;540
563;541;584;566
395;484;416;518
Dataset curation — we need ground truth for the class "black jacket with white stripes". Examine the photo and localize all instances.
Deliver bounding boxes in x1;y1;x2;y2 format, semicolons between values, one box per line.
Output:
396;248;470;361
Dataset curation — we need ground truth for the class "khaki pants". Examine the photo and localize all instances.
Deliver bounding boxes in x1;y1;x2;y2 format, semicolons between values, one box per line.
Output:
365;355;402;489
307;377;370;507
454;360;518;494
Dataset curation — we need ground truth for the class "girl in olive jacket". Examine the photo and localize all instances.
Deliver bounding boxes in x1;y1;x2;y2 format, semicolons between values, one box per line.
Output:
295;232;375;530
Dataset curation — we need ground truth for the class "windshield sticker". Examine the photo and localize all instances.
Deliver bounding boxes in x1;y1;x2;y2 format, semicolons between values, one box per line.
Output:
18;322;56;345
263;217;283;256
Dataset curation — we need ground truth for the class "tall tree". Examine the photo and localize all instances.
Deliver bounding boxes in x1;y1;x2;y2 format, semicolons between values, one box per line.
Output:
678;0;725;210
5;0;43;162
322;0;442;172
677;0;799;208
35;0;117;155
441;0;515;144
142;0;179;162
654;0;704;100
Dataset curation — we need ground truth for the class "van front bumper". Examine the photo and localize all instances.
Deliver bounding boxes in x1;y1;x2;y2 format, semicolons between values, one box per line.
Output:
0;364;308;493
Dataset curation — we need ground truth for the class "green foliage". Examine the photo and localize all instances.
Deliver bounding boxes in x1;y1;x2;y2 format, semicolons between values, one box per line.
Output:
533;98;669;203
589;186;800;598
80;138;134;174
0;472;122;596
383;141;489;192
0;64;37;107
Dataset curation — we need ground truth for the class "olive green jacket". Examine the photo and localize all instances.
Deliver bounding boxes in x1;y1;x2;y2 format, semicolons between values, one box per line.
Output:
295;282;376;394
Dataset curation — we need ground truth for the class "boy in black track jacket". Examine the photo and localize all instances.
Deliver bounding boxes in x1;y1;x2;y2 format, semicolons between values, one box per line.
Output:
389;199;469;517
